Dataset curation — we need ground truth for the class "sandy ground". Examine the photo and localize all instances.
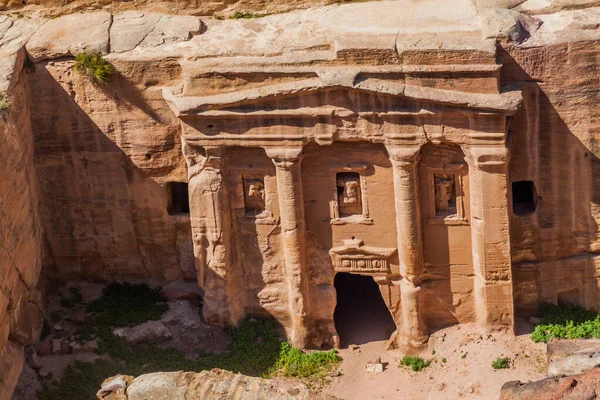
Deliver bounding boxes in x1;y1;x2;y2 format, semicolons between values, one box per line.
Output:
324;322;547;400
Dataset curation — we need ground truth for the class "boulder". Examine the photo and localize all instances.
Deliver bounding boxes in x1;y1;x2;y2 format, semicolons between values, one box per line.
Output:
547;339;600;377
26;12;111;61
112;321;172;346
500;367;600;400
98;369;338;400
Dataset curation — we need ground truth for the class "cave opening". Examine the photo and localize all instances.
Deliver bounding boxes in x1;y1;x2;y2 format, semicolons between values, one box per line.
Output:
333;272;396;348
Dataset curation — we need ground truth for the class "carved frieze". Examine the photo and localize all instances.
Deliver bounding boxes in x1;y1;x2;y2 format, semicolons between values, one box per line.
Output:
329;238;396;274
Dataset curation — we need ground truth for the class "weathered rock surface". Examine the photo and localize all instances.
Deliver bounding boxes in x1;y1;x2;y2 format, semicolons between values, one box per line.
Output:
500;367;600;400
27;12;112;61
97;369;338;400
112;321;172;345
547;339;600;377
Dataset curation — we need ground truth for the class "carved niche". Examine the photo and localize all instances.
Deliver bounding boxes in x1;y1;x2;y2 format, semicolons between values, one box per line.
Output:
243;176;266;217
434;173;457;216
426;164;467;223
329;238;396;274
336;172;362;216
329;165;373;224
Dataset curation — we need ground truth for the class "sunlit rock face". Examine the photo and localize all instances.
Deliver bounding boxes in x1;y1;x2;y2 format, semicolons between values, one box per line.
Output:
4;1;600;398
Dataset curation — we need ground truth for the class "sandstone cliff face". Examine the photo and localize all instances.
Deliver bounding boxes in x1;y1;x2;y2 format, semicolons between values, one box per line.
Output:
0;48;44;400
502;10;600;316
5;1;600;397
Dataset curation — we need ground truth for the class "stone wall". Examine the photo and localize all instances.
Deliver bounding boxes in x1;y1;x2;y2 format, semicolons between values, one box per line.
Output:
0;48;44;400
30;57;196;282
503;39;600;316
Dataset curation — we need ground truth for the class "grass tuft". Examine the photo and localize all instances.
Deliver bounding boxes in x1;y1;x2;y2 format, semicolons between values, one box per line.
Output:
531;302;600;343
73;52;114;84
492;357;510;369
400;356;431;372
230;11;266;19
0;93;11;112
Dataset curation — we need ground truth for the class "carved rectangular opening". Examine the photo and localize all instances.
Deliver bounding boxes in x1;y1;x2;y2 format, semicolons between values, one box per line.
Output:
336;172;362;217
243;176;266;217
434;173;457;217
512;180;536;216
558;288;581;307
167;182;189;215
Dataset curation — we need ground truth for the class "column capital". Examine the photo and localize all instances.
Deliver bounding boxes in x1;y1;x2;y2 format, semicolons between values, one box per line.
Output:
264;146;303;170
183;142;226;179
385;145;422;170
462;145;510;171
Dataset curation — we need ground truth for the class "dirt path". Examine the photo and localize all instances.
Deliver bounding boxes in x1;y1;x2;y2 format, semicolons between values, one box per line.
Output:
324;323;546;400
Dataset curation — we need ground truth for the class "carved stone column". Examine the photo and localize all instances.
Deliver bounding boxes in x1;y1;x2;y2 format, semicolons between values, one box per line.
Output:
463;145;514;330
183;143;238;327
386;145;429;350
265;147;310;348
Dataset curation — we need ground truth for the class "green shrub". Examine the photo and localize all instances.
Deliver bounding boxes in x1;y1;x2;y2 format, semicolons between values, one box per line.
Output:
531;302;600;343
86;282;168;327
400;356;431;372
272;342;340;378
492;357;510;369
0;93;11;112
73;52;114;84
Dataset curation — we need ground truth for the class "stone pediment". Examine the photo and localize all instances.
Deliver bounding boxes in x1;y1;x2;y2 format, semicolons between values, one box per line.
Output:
163;72;523;120
329;238;396;274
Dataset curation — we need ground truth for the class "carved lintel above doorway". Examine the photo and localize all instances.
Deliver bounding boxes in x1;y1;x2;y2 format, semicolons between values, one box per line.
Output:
329;238;396;274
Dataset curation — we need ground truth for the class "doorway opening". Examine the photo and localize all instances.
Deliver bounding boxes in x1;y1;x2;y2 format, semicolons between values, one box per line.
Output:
333;272;396;347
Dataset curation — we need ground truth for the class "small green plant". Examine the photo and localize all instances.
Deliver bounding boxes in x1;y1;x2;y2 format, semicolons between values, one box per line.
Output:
214;15;225;20
0;93;11;112
531;302;600;343
73;52;115;84
431;349;436;355
271;342;340;379
442;358;447;363
230;11;265;19
492;357;510;369
400;356;431;372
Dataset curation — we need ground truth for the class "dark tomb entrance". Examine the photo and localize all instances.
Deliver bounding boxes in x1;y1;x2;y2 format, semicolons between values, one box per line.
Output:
333;272;396;347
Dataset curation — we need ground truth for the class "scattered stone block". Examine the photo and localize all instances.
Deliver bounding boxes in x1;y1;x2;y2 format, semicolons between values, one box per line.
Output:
366;357;383;373
547;338;600;377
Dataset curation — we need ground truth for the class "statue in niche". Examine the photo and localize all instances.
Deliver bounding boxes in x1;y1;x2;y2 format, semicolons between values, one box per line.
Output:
244;177;265;216
336;172;362;216
434;174;457;216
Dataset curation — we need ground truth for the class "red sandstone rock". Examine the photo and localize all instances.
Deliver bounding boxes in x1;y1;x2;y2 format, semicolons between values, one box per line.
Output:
500;368;600;400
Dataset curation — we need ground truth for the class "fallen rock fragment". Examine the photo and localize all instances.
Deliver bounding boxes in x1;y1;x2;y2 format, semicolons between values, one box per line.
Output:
500;367;600;400
112;321;172;345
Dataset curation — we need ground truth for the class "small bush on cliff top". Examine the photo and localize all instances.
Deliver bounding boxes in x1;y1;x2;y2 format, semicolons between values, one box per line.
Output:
531;302;600;343
73;52;114;84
